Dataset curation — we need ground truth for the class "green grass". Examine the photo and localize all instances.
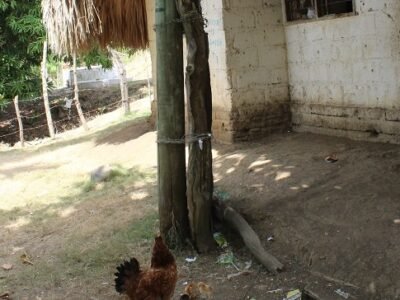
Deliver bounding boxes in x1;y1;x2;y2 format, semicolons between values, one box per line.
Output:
1;166;158;292
2;211;158;290
76;165;154;193
59;211;158;278
0;163;155;230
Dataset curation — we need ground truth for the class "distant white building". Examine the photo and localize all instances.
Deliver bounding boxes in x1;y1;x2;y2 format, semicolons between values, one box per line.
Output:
63;66;122;89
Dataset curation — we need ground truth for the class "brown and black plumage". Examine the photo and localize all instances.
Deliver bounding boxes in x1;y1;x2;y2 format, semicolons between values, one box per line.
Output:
114;236;177;300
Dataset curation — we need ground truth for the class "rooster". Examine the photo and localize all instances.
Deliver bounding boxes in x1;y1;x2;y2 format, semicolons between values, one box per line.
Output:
114;236;177;300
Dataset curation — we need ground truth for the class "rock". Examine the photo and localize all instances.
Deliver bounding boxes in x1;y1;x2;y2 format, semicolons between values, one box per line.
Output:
90;165;112;183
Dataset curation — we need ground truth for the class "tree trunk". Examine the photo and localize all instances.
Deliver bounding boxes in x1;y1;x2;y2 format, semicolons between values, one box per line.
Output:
41;39;55;139
72;52;89;131
156;0;191;247
109;48;130;114
213;199;284;273
177;0;214;252
13;95;24;147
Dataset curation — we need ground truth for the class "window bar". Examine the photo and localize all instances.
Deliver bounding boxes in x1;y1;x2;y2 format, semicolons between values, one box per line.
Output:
314;0;319;19
325;0;328;15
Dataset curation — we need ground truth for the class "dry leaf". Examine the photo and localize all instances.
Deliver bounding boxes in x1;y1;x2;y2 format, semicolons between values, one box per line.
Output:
1;264;13;271
20;253;34;265
325;154;338;163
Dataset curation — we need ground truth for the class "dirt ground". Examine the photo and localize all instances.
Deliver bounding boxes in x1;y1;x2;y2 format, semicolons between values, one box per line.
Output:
1;101;400;299
213;133;400;299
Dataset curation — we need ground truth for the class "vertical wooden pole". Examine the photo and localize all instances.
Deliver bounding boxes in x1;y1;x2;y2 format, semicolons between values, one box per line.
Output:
177;0;214;252
109;48;130;114
41;39;55;139
13;96;24;147
145;52;152;101
72;52;89;131
156;0;191;246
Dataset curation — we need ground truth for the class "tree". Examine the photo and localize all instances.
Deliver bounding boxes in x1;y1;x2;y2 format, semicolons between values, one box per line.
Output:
177;0;214;252
72;51;89;131
80;46;113;70
41;38;55;138
156;0;191;247
108;47;130;115
0;0;45;102
0;1;109;135
41;0;216;252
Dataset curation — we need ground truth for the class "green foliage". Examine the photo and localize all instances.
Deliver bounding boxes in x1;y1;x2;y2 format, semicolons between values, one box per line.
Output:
82;46;113;70
0;0;113;106
0;1;17;11
0;0;45;103
62;46;113;70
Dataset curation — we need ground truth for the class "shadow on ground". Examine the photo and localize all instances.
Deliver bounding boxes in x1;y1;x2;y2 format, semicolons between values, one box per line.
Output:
212;132;400;299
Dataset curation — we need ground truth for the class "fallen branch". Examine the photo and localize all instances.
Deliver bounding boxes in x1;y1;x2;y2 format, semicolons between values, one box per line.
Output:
227;270;252;280
214;200;284;273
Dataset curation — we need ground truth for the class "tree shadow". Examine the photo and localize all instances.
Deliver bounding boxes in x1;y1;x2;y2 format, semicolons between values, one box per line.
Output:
0;163;61;179
0;114;152;170
212;132;400;298
94;117;152;146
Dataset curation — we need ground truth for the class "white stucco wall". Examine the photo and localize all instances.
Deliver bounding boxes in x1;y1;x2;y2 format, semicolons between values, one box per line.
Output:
286;0;400;142
204;0;290;142
148;0;290;142
202;0;233;142
66;66;120;88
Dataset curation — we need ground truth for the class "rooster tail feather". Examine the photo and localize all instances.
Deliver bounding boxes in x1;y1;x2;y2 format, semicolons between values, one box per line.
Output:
114;257;140;294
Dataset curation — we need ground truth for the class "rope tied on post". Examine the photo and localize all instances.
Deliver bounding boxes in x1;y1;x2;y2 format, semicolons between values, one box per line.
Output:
157;133;211;150
153;14;208;31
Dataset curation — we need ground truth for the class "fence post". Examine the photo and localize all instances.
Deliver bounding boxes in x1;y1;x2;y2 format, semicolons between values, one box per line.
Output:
108;48;130;115
42;38;55;139
13;95;24;147
72;51;89;131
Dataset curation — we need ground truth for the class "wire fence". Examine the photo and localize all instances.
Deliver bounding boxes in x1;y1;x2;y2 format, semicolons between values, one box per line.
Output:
0;68;153;145
0;85;140;110
0;95;140;141
0;97;124;139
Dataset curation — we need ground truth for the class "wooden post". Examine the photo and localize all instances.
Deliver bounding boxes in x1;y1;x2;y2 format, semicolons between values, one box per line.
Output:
13;96;24;147
156;0;191;247
72;52;89;131
109;48;130;114
177;0;214;252
41;39;55;139
145;52;152;101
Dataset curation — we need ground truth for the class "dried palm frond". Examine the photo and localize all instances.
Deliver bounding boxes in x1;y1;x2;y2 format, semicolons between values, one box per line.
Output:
42;0;101;55
95;0;148;50
42;0;148;55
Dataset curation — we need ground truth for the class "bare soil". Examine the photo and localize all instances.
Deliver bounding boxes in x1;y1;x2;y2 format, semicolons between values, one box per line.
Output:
212;133;400;299
1;106;400;299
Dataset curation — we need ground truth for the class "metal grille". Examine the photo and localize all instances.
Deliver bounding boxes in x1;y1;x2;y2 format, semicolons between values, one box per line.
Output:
284;0;354;22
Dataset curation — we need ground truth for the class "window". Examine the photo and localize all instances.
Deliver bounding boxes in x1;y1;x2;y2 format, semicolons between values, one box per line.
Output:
284;0;354;22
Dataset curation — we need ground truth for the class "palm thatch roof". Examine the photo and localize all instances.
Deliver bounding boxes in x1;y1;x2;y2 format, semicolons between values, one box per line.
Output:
42;0;149;55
